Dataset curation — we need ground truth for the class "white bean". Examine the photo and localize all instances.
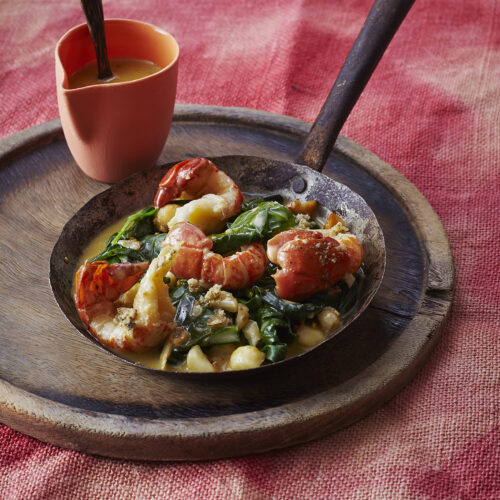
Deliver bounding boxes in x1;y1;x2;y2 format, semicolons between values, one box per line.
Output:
242;320;261;346
207;344;236;372
296;323;325;347
191;302;203;318
186;345;215;372
229;346;265;370
317;307;341;333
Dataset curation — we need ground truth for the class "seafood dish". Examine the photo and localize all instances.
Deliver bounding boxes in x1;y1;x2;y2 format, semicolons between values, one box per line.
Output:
74;158;364;372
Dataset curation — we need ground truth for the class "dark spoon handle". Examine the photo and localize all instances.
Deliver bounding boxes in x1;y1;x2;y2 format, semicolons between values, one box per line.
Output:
80;0;113;80
296;0;415;172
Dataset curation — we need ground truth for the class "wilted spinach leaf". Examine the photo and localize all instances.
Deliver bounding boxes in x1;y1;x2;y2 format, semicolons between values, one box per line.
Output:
236;285;296;362
235;270;362;363
90;232;167;264
241;194;284;212
260;290;321;321
261;344;288;363
210;201;295;254
139;233;167;261
89;207;169;264
90;245;145;264
110;206;159;245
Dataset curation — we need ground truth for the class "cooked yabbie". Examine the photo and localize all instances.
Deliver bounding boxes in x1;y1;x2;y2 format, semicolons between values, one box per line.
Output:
74;158;364;371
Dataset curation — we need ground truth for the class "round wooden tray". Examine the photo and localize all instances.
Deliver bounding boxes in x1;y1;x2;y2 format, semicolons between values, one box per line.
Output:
0;105;453;461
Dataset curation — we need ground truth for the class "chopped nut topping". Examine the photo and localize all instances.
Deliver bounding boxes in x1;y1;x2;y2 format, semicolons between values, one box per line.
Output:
114;307;136;327
188;278;210;292
207;308;231;327
295;213;315;229
200;284;223;304
169;327;190;346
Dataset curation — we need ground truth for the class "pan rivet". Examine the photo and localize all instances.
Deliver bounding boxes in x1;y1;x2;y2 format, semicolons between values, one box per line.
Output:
292;177;306;193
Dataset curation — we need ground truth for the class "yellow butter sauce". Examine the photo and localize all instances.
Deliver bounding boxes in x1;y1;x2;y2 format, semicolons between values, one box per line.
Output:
78;219;125;264
68;57;162;89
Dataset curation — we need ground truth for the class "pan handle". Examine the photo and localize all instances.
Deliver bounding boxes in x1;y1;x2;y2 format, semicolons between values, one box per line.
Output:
295;0;415;172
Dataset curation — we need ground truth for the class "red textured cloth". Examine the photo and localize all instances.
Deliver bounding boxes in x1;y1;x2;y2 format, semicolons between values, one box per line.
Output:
1;0;499;498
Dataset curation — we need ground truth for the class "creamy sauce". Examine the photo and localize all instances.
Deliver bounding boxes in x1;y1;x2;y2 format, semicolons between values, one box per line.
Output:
78;219;126;263
68;57;162;89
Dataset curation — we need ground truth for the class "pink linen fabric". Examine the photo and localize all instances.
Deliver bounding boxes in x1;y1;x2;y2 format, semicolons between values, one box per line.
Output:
1;0;499;498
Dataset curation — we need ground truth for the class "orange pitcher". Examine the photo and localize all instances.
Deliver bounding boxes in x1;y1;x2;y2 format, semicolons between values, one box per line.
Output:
56;19;179;183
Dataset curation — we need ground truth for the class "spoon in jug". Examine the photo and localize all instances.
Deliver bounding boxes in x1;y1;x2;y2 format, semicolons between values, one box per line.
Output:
80;0;114;81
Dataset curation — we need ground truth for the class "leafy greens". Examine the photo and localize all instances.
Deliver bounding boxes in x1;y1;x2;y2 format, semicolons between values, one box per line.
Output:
90;207;166;264
210;201;296;254
168;280;240;363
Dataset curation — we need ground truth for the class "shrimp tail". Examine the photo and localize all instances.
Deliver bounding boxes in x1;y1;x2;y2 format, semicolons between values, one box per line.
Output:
154;158;201;208
267;229;362;301
153;158;243;234
201;243;268;289
74;260;149;327
162;223;267;289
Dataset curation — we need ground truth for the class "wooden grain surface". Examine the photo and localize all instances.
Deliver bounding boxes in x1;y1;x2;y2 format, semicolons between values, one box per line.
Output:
0;105;453;460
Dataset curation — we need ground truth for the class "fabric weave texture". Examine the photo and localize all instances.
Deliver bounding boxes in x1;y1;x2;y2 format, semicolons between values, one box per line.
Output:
0;0;499;498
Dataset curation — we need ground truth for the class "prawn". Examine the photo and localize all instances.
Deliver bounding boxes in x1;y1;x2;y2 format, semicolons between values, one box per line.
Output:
266;229;363;301
162;222;267;289
154;158;243;234
74;246;178;351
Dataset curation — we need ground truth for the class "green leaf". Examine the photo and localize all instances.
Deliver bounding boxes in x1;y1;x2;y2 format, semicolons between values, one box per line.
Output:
305;273;362;315
209;231;257;255
255;305;296;347
261;290;321;320
229;201;295;236
169;280;193;304
139;233;167;261
261;344;287;362
110;206;159;246
241;194;284;212
90;245;144;264
210;201;295;254
90;233;167;264
336;274;362;314
201;326;239;346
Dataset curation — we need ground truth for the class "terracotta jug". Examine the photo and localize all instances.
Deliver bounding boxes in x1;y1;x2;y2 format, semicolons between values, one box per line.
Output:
56;19;179;183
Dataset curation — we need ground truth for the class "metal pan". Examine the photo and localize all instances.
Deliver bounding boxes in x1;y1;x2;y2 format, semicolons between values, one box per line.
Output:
50;0;414;377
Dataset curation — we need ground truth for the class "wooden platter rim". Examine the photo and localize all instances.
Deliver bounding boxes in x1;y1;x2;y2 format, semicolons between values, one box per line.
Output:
0;105;454;460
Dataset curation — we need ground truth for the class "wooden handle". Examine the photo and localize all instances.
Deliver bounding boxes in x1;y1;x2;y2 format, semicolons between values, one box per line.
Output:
80;0;113;81
295;0;415;172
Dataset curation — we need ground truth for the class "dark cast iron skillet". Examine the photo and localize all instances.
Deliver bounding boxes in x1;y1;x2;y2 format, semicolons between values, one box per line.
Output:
50;0;415;377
